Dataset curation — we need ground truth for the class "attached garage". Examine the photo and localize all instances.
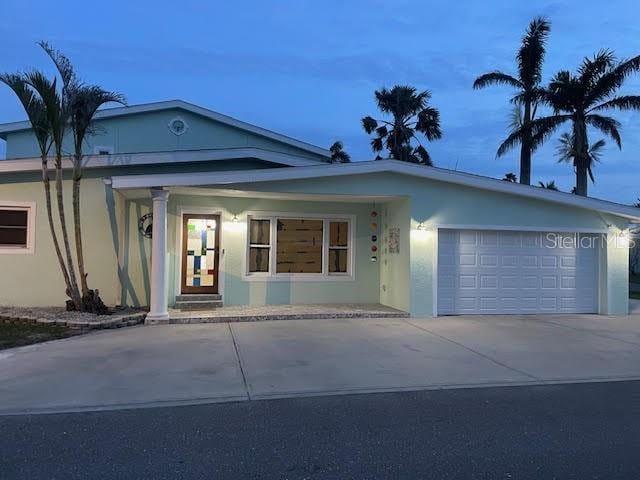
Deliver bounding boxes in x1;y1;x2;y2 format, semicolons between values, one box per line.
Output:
437;229;601;315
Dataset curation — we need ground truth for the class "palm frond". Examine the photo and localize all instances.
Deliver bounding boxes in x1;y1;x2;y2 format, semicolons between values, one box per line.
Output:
517;16;551;87
590;95;640;112
415;106;442;140
371;137;383;152
23;70;67;152
0;73;52;155
586;114;621;149
587;54;640;106
38;41;77;90
329;141;351;163
473;72;522;90
68;85;126;151
362;116;378;134
414;145;433;166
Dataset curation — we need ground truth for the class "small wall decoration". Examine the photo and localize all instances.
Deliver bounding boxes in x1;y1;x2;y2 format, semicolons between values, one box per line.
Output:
371;235;377;242
138;213;153;239
389;227;400;254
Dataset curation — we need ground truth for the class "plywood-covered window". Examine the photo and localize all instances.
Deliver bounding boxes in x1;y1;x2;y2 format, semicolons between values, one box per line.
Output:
276;219;323;273
0;203;35;254
246;214;353;278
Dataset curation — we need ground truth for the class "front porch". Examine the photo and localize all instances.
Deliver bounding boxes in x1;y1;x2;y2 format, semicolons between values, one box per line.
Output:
113;185;412;323
168;303;409;323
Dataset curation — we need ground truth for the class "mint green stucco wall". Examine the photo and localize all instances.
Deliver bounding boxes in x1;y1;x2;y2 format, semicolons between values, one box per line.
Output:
379;199;410;311
4;108;327;161
119;195;381;308
233;172;630;316
0;170;630;315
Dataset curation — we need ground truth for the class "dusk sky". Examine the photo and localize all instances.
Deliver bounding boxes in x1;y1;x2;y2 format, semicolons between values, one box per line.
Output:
1;0;639;203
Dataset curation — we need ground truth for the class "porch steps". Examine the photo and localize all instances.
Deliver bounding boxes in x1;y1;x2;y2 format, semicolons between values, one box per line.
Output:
175;294;223;311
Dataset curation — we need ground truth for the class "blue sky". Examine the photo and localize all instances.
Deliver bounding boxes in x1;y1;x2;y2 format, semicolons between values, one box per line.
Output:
1;0;639;203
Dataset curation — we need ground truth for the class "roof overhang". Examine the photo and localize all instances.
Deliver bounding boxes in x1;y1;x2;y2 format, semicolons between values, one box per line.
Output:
110;159;640;221
0;99;331;158
0;147;325;174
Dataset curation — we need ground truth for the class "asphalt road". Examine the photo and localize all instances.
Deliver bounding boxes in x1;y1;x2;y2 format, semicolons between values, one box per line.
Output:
2;381;640;479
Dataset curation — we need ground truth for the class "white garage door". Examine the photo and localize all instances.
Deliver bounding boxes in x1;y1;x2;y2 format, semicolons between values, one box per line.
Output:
437;229;600;315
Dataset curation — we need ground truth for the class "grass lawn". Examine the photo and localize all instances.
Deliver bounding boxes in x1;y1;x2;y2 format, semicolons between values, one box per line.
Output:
0;322;75;350
630;291;640;300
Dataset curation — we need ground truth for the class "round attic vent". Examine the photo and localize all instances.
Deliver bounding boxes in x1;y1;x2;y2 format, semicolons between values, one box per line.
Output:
168;117;188;136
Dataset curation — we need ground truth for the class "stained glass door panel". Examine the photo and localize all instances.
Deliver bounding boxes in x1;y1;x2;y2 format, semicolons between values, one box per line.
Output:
181;214;220;294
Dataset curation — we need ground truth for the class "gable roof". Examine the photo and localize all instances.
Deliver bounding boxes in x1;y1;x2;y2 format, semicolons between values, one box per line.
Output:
0;99;331;159
110;159;640;221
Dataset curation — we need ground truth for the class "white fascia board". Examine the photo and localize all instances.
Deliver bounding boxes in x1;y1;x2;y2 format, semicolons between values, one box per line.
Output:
0;148;325;173
0;100;331;158
110;159;640;221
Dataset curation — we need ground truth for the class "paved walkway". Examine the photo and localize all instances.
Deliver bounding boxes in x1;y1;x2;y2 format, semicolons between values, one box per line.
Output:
2;314;640;414
169;303;408;323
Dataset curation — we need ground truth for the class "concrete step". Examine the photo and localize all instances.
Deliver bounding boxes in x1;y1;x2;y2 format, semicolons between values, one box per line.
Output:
176;294;222;302
175;300;224;311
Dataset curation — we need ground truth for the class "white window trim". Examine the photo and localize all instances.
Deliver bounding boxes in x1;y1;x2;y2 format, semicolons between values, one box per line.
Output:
0;201;36;255
244;211;356;282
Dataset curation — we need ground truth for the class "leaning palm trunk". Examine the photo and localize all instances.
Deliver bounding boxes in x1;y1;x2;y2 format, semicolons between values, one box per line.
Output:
54;154;82;309
42;157;73;296
72;159;88;296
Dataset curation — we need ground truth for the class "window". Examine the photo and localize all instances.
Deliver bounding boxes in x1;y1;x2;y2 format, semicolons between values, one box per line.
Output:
248;219;271;273
276;219;323;273
0;203;35;254
328;221;349;274
247;215;353;278
168;117;189;136
93;146;114;155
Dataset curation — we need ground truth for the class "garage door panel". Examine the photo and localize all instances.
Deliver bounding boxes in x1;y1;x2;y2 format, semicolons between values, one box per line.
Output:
437;229;599;315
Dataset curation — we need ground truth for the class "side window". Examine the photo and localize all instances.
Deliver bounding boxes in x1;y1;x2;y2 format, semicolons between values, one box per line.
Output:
248;218;271;273
0;203;35;254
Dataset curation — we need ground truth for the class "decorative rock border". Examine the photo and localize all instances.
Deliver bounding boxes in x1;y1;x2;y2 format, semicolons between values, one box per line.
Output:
0;311;147;332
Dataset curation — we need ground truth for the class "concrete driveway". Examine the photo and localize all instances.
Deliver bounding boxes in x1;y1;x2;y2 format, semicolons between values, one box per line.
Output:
2;314;640;414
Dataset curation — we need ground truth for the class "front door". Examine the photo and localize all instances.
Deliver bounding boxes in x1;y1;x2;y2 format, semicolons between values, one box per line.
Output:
181;214;220;294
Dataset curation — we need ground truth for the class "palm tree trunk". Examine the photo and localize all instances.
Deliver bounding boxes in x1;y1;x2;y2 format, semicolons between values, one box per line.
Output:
41;157;73;299
72;158;89;297
574;119;589;197
54;156;82;309
519;102;532;185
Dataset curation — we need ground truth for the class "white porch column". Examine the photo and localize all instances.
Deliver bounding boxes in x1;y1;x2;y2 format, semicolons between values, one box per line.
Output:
146;188;170;324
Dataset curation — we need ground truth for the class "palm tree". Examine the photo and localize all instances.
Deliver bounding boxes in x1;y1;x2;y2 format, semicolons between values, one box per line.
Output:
0;73;74;304
2;42;124;312
502;172;518;182
329;141;351;163
473;17;551;185
509;50;640;196
538;180;559;190
362;85;442;165
22;67;83;309
556;132;606;186
41;42;125;311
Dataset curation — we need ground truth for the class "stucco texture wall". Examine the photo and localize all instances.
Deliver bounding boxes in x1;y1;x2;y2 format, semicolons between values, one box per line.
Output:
119;195;382;308
233;172;630;315
0;178;121;307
